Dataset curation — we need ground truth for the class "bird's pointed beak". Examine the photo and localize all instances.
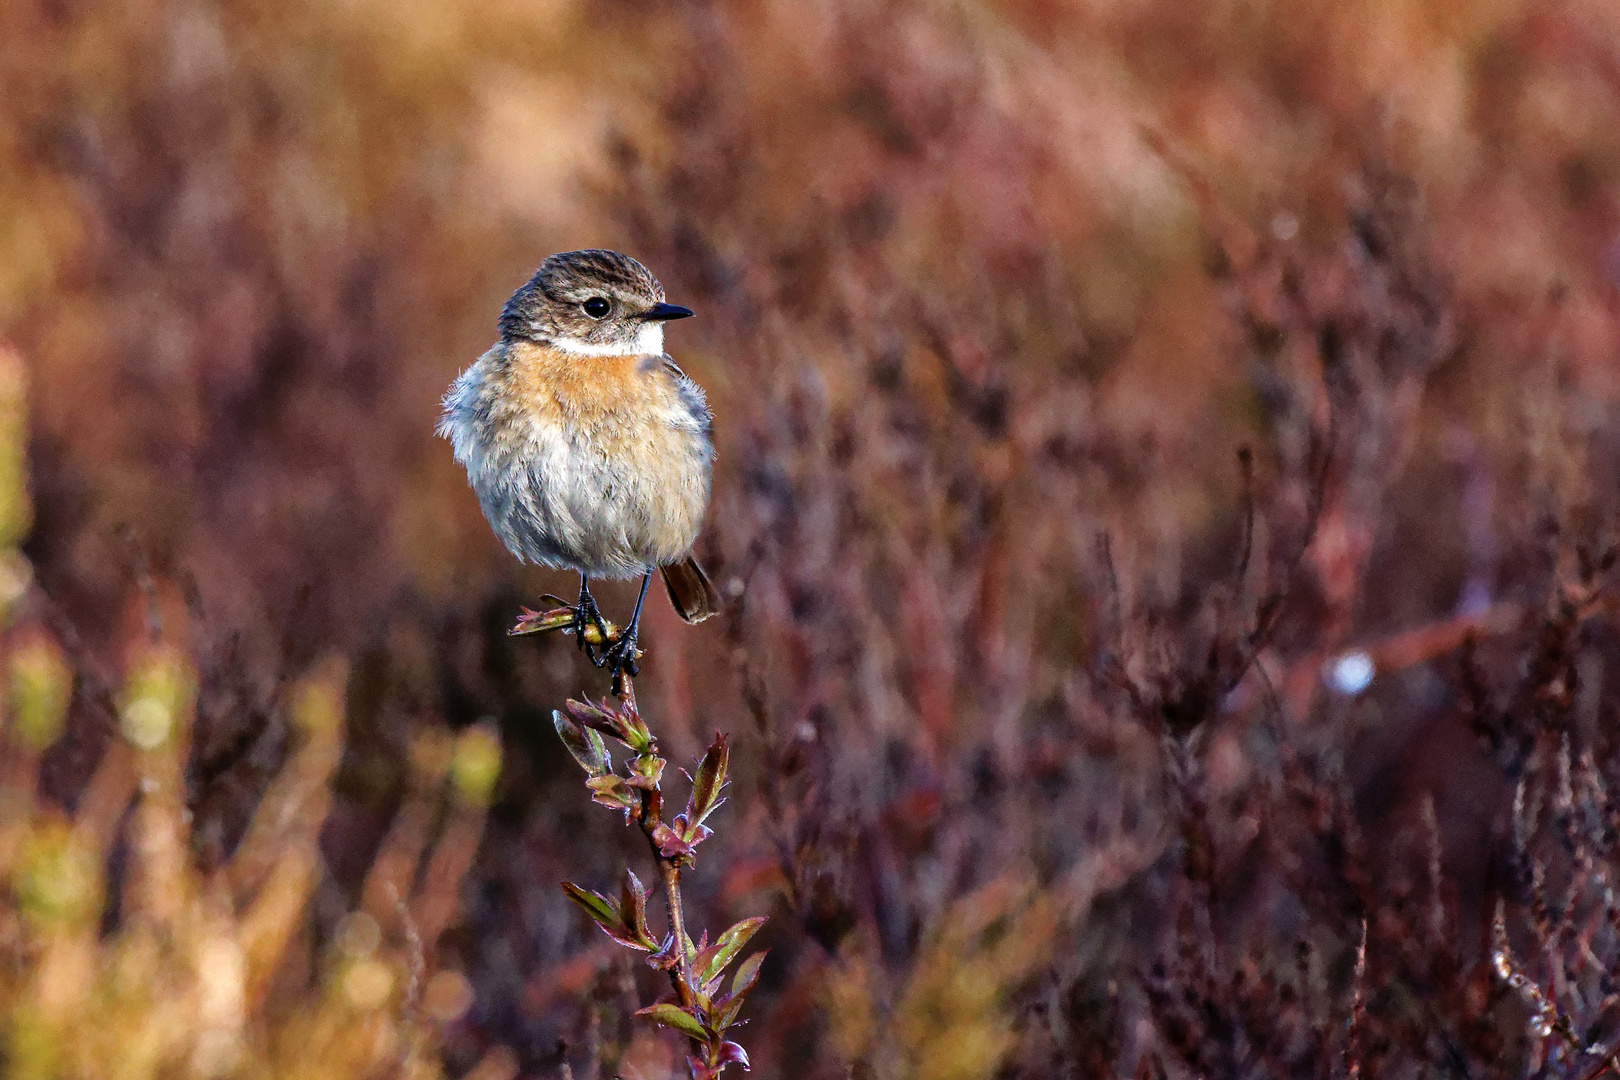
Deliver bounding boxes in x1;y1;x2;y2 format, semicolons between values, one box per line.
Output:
643;302;695;321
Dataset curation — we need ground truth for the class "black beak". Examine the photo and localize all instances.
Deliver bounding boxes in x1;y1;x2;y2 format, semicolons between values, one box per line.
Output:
643;302;695;321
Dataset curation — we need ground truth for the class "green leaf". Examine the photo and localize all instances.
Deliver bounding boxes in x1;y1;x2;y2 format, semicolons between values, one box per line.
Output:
586;774;639;814
561;882;619;929
564;881;657;951
626;754;666;789
553;711;610;776
716;950;766;1030
634;1002;711;1041
617;699;655;753
730;951;766;999
582;728;610;774
690;733;730;824
697;916;767;987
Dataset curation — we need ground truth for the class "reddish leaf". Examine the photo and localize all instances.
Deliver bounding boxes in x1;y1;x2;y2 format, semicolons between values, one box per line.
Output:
620;870;654;949
716;1041;751;1070
510;607;577;636
565;697;614;732
690;732;730;825
647;932;680;971
567;696;655;753
650;821;695;859
674;814;715;848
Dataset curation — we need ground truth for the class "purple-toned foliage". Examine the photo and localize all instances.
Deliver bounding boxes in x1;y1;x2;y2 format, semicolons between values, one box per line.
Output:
6;0;1620;1077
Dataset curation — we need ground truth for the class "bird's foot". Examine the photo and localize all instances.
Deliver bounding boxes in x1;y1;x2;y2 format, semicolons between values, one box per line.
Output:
603;629;642;696
573;586;614;665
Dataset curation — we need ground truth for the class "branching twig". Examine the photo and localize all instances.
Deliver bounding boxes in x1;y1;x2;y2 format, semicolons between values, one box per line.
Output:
552;678;765;1080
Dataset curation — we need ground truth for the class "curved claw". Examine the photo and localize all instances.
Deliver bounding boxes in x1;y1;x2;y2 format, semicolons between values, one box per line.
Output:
604;633;643;695
603;634;641;674
572;586;613;657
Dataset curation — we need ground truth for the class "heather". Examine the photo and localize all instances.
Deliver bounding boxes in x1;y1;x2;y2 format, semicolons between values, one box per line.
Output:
2;0;1620;1076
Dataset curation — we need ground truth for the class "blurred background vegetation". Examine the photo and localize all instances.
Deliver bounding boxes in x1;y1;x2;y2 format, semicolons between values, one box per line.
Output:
3;0;1620;1076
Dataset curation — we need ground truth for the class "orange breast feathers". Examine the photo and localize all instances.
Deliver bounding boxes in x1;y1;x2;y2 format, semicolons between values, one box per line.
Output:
507;341;683;445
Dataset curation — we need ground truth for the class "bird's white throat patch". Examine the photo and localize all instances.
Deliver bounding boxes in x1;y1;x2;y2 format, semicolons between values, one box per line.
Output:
549;323;665;357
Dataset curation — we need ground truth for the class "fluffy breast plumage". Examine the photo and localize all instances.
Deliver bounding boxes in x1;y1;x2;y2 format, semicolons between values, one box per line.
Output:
439;341;713;576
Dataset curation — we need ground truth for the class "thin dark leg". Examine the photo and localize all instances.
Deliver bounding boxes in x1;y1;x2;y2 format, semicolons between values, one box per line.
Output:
607;572;653;692
573;573;610;667
626;572;652;640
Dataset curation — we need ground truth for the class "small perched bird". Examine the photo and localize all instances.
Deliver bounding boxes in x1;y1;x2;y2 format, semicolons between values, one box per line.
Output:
438;249;720;680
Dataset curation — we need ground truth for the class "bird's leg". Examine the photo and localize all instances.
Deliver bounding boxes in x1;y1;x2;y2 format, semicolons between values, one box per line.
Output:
573;574;611;667
606;572;652;694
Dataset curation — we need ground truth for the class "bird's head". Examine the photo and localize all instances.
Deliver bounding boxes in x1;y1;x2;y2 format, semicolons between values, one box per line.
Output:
498;249;693;356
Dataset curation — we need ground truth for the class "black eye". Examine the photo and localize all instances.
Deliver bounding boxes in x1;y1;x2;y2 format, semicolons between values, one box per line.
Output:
582;297;610;319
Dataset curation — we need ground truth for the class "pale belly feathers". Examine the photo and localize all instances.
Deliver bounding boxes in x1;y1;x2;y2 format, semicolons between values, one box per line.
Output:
440;343;713;578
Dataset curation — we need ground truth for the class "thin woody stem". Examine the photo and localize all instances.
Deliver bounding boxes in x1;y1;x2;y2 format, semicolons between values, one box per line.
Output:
621;678;699;1013
659;857;697;1009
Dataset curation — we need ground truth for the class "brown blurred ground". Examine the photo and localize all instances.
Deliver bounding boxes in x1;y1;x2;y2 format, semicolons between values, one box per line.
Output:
4;0;1620;1077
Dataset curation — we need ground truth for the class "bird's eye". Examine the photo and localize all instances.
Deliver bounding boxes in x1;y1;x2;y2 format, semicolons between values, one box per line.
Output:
582;297;611;319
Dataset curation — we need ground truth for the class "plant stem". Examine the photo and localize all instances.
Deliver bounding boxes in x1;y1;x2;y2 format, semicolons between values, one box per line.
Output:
659;857;697;1009
620;679;698;1011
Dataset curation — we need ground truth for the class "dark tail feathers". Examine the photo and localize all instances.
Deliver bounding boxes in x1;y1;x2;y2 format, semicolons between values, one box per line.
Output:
660;556;721;624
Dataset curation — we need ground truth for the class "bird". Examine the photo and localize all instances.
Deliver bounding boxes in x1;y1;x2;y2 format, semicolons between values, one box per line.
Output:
437;249;720;684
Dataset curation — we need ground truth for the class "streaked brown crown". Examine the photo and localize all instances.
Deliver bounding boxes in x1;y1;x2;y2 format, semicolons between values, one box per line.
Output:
499;249;669;349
